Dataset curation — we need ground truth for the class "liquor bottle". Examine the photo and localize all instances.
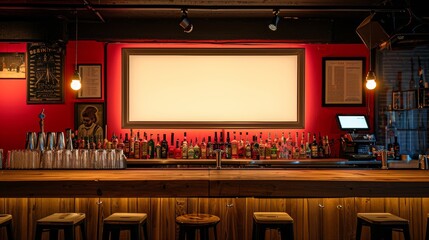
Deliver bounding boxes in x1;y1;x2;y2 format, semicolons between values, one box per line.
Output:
251;135;260;160
168;132;175;159
311;134;318;159
200;137;207;159
219;132;225;156
323;135;331;158
213;132;219;151
117;133;124;150
306;132;311;159
155;134;161;158
123;133;130;158
238;132;244;158
265;133;271;160
134;131;141;159
148;134;155;159
259;132;265;159
141;132;148;159
193;138;200;159
385;119;397;151
160;133;168;159
207;136;213;159
293;132;300;159
225;132;232;159
270;138;278;159
286;132;293;159
318;132;324;158
129;129;135;158
174;139;182;159
299;132;306;159
245;132;251;159
187;140;194;159
393;136;400;160
231;131;238;159
111;132;118;149
72;130;79;149
181;132;188;159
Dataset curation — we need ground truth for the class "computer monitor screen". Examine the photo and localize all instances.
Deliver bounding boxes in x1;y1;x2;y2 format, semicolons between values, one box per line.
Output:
336;114;369;131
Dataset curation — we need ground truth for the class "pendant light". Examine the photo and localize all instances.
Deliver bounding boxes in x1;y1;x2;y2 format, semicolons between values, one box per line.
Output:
71;11;81;91
365;11;376;90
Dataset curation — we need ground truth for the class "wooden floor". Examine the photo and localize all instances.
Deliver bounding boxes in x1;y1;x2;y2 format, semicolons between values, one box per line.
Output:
1;196;429;240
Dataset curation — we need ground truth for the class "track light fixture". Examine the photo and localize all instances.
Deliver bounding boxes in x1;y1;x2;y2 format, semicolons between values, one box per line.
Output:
269;9;281;31
179;9;193;33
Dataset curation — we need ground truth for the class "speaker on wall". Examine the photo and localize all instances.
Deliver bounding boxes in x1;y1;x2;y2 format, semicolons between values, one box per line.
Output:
356;12;390;49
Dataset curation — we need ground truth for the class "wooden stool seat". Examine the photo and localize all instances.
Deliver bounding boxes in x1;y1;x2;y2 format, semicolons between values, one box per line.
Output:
102;213;148;240
0;214;14;240
35;213;86;240
252;212;294;240
356;213;411;240
176;213;220;240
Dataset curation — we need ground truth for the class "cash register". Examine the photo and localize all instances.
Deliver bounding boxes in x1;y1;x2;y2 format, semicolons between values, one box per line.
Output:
337;114;376;160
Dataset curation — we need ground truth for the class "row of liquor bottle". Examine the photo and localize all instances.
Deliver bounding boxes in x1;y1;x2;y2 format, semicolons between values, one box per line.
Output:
112;130;332;160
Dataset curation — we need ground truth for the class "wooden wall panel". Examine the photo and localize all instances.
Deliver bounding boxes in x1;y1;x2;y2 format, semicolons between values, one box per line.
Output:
2;197;429;240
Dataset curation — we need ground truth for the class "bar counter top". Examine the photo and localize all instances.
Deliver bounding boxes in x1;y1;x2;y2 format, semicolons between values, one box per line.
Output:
1;168;429;198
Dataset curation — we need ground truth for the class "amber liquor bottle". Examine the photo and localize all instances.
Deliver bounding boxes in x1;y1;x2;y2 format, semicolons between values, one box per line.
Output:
160;134;168;159
168;133;175;159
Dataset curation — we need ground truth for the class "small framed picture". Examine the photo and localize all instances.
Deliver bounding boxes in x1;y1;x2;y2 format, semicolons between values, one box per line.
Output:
77;64;102;99
0;52;26;79
322;57;366;106
74;102;105;141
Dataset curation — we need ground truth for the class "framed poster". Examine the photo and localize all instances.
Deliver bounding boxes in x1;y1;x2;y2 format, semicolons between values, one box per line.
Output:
74;102;105;141
322;57;365;106
27;42;65;104
77;64;102;99
0;52;26;79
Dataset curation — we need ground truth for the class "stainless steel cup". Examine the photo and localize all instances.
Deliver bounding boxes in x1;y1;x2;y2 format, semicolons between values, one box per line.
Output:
25;132;37;150
36;132;46;151
56;132;65;150
46;132;56;150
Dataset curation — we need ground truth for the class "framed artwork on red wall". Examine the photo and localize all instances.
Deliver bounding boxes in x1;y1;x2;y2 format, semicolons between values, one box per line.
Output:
0;52;26;79
74;102;105;141
322;57;366;106
76;64;102;99
27;41;65;104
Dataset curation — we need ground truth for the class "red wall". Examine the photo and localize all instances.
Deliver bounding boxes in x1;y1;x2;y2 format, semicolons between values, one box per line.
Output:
0;41;371;157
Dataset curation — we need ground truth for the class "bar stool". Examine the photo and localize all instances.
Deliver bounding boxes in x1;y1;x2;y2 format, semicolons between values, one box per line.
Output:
35;213;86;240
0;214;14;240
176;213;220;240
252;212;294;240
102;212;148;240
356;212;411;240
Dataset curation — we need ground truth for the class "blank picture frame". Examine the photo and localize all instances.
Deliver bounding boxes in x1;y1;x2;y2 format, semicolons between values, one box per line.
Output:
122;48;305;129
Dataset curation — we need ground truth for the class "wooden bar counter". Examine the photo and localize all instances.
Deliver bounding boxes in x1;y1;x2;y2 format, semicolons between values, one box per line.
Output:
1;168;429;198
1;169;429;240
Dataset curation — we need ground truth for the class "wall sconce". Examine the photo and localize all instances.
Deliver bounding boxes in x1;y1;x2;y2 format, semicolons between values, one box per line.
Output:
269;9;281;31
71;11;81;91
179;9;193;33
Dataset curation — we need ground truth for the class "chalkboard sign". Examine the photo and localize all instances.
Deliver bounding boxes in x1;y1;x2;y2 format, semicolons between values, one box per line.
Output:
27;42;64;104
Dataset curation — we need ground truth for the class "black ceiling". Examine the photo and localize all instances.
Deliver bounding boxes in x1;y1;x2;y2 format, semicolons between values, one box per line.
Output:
0;0;427;45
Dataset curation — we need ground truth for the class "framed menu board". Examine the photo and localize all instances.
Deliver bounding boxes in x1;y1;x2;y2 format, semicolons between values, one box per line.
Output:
27;42;65;104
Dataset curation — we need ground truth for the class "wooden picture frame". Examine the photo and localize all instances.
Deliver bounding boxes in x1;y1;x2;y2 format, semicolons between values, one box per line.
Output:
74;102;105;140
27;42;65;104
0;52;26;79
122;48;305;129
322;57;365;106
77;64;102;99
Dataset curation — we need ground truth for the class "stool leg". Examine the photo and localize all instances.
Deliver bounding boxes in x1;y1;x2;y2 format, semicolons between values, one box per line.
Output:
80;221;87;240
49;229;58;240
178;226;186;240
280;224;294;240
213;225;218;240
130;225;139;240
403;224;411;240
64;226;74;240
102;225;110;240
6;221;14;240
35;225;43;240
142;221;148;240
252;221;258;240
356;219;362;240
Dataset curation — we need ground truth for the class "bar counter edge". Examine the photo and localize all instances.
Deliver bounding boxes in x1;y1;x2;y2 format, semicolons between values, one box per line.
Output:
1;169;429;198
